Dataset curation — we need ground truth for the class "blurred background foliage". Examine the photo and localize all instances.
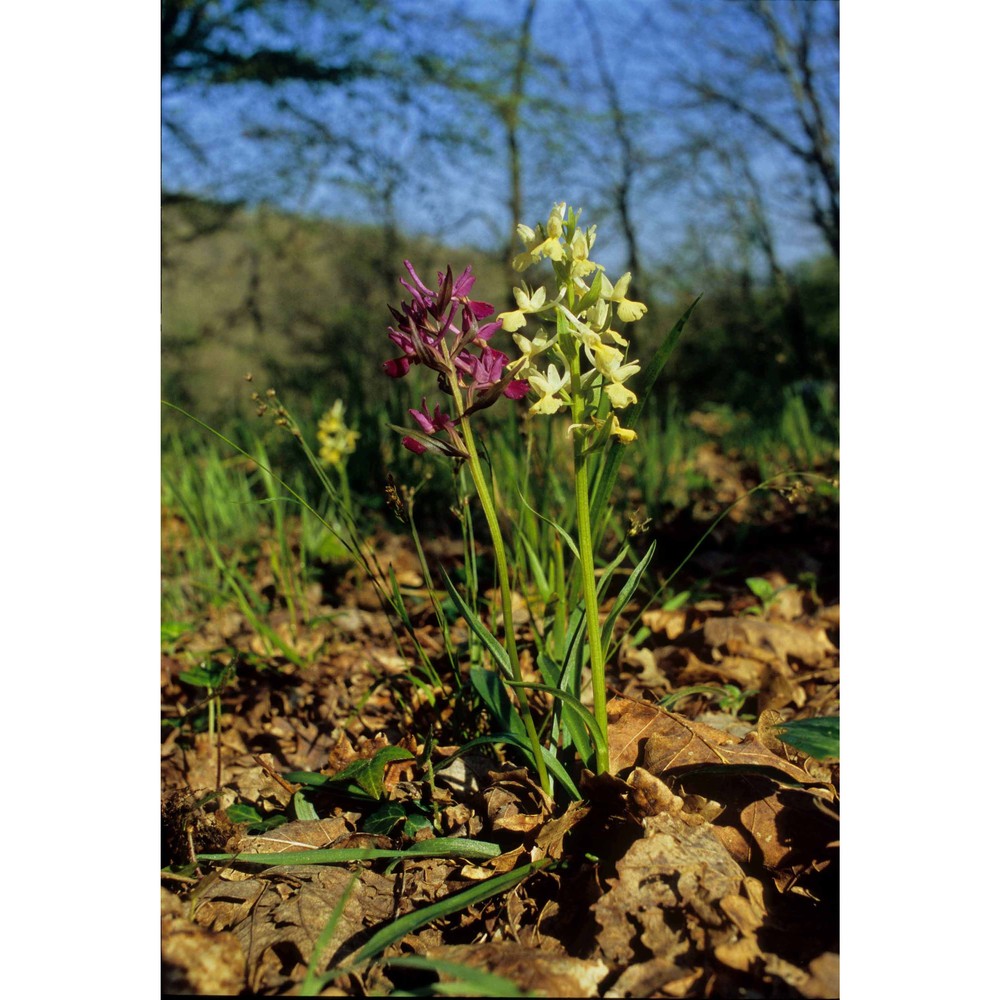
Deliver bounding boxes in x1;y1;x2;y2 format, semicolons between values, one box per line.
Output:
162;0;839;441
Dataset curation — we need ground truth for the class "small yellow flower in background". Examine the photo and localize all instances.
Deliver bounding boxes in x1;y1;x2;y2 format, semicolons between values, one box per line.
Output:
317;400;360;468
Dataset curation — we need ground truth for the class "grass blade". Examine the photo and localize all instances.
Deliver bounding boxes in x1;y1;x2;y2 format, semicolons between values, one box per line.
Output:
441;568;511;676
599;540;656;657
444;735;581;800
299;871;359;996
383;955;535;997
197;837;502;866
469;667;527;738
346;860;550;969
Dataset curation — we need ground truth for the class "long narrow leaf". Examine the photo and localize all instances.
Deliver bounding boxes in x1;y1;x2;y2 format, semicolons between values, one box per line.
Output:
511;479;580;560
536;650;593;768
441;568;511;676
383;956;533;998
506;680;607;764
444;735;581;800
344;860;550;971
599;540;656;657
198;837;502;866
299;872;359;996
469;667;527;738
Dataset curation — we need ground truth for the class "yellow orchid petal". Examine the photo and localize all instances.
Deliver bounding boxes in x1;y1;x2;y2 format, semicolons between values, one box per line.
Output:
529;393;567;415
516;223;537;245
612;272;633;298
497;309;527;332
605;380;638;409
608;414;637;443
616;298;647;322
545;202;567;237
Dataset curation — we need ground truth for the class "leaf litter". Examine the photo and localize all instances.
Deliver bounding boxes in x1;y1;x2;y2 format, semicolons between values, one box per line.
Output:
163;513;839;996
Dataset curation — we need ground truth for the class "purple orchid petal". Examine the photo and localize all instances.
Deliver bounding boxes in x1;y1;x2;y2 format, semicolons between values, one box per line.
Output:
383;357;411;378
476;319;502;340
451;265;476;297
468;299;495;320
408;403;436;434
402;436;427;454
402;260;435;298
388;329;416;353
504;378;531;399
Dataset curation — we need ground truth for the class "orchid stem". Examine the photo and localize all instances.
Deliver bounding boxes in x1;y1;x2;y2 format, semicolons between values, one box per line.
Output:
568;350;610;775
449;375;552;797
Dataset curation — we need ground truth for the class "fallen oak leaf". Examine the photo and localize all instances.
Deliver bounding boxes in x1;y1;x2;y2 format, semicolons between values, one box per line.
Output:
702;617;836;669
606;696;821;786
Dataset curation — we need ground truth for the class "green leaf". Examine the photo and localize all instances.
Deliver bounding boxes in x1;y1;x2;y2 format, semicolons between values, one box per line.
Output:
363;802;408;836
536;650;593;768
514;525;554;603
225;803;262;825
292;790;320;821
333;746;416;800
446;735;581;800
198;837;503;867
283;770;332;787
773;717;840;761
511;480;580;561
345;860;550;970
383;956;535;998
469;667;527;738
403;812;434;839
507;680;606;767
177;665;219;689
746;577;775;602
161;621;192;644
441;569;511;676
661;590;691;611
284;746;415;801
599;541;656;657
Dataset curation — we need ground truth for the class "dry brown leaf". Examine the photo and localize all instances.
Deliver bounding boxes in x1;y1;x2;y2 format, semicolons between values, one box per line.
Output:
640;607;689;639
482;767;549;836
799;952;840;998
425;942;608;998
605;960;703;999
194;866;397;995
620;645;670;688
713;784;838;872
228;817;354;855
606;696;818;786
161;887;246;995
535;801;592;860
702;616;836;668
592;809;748;980
679;652;765;689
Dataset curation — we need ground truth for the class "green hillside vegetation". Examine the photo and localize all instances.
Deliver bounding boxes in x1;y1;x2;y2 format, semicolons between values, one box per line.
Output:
162;195;838;434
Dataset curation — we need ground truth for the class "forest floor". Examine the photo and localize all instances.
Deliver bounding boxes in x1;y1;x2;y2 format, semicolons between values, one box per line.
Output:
161;456;839;998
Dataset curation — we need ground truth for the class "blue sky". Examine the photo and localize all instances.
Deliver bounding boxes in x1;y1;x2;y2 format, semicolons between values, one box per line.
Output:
162;0;840;278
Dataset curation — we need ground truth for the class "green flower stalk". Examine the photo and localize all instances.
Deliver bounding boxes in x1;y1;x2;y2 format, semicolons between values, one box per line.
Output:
501;202;649;774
